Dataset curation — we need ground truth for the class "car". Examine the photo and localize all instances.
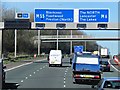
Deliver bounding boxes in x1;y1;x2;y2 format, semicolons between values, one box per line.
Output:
100;60;110;72
92;77;120;90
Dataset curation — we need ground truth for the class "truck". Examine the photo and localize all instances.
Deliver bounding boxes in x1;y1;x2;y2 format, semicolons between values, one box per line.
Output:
72;52;101;85
48;50;63;67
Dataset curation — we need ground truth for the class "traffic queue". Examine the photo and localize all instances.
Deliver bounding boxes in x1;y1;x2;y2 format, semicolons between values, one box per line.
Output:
70;46;120;89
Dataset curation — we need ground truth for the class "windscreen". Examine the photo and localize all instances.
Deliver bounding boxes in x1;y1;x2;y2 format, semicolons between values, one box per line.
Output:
76;57;99;64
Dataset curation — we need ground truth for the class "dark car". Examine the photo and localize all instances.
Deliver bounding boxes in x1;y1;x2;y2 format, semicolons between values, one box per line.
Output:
100;60;110;72
92;77;120;90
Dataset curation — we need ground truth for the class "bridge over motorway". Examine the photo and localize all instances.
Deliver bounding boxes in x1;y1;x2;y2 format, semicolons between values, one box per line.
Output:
33;35;119;54
33;35;120;41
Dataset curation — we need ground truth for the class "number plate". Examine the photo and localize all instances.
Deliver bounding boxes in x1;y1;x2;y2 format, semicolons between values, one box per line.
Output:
84;75;94;78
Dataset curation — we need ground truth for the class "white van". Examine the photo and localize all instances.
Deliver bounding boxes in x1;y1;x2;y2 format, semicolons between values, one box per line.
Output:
49;50;62;67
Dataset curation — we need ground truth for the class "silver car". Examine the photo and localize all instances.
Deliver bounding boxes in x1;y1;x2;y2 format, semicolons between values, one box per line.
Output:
92;77;120;90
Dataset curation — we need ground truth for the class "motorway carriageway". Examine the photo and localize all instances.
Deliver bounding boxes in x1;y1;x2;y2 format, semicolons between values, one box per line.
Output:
5;58;119;89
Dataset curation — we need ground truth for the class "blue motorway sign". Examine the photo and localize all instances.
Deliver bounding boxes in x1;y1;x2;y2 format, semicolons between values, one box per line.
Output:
16;13;30;19
79;9;109;22
74;46;83;53
34;9;74;22
22;13;29;19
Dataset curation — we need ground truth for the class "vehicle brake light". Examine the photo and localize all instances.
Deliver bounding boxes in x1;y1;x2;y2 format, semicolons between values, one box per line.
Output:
94;76;100;79
74;74;80;78
107;64;110;67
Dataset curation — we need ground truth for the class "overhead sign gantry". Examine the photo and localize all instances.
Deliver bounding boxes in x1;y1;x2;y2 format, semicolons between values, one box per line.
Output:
32;8;118;29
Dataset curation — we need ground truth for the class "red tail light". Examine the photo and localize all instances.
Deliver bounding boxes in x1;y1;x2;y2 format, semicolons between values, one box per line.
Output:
74;74;80;78
107;64;110;67
94;76;100;79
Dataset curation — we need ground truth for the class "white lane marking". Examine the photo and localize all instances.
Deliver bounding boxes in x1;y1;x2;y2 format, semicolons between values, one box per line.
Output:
30;74;32;77
64;81;66;84
40;68;42;69
43;66;45;68
108;59;120;72
5;59;46;72
64;78;65;81
5;62;32;72
65;73;66;75
34;72;36;74
25;77;28;79
37;70;39;71
64;85;66;88
21;80;23;82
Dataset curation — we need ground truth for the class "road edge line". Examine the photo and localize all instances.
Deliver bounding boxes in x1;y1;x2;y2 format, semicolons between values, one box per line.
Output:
5;59;46;72
108;59;120;73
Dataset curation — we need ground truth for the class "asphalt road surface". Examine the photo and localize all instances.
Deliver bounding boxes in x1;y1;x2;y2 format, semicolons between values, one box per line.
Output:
5;58;119;89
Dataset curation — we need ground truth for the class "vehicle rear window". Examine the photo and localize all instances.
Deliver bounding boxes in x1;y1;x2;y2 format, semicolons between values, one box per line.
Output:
104;80;120;89
100;61;108;65
110;80;120;89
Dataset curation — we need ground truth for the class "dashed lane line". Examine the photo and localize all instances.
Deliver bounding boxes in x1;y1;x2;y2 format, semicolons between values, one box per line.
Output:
20;65;46;84
21;80;23;83
25;77;28;79
63;67;70;88
29;74;32;77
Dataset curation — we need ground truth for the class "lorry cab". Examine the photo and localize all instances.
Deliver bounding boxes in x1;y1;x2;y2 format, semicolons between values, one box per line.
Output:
49;50;62;67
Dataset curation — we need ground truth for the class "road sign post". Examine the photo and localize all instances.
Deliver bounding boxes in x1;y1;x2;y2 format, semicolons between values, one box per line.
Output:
15;29;17;58
57;30;58;50
38;30;40;56
14;12;30;58
70;30;73;54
